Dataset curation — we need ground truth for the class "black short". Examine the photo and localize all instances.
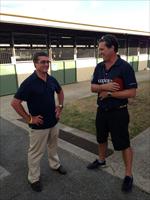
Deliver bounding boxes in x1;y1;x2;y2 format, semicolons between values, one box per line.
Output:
96;107;130;151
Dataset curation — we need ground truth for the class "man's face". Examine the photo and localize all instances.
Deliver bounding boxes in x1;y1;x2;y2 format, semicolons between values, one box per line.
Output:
98;41;114;61
35;56;50;73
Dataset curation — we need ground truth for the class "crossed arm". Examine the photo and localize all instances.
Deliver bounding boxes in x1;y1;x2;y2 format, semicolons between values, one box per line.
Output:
91;82;136;99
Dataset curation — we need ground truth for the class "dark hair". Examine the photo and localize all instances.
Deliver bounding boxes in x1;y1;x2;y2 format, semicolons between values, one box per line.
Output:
98;34;118;52
33;52;48;63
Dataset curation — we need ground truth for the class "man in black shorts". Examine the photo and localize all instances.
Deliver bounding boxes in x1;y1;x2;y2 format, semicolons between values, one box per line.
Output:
87;34;137;192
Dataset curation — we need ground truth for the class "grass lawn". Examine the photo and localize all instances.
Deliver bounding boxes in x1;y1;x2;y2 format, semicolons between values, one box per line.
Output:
60;80;150;139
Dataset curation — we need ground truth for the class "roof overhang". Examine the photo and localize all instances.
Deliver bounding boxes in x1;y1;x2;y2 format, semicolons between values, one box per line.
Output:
1;13;150;37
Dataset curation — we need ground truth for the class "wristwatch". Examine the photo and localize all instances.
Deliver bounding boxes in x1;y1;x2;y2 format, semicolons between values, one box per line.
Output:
107;91;112;97
58;104;63;109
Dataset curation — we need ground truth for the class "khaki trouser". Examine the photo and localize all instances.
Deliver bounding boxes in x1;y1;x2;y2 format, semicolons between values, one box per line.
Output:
28;125;60;183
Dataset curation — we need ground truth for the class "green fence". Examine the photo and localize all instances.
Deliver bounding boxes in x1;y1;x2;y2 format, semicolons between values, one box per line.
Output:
0;60;76;96
0;64;18;96
148;52;150;68
51;60;76;85
64;60;76;84
128;56;139;72
51;61;65;85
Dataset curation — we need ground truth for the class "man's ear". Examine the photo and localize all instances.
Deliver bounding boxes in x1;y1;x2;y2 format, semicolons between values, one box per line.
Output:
34;63;37;68
111;45;115;50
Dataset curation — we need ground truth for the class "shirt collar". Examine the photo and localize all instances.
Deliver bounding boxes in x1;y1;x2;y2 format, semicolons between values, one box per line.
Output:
114;55;122;67
102;55;122;69
32;70;50;81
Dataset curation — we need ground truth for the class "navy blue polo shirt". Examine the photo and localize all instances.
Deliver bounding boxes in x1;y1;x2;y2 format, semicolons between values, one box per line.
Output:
14;71;62;129
91;56;137;110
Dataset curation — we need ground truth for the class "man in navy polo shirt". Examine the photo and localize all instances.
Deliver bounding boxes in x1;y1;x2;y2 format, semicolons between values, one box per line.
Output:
87;34;137;192
11;52;66;192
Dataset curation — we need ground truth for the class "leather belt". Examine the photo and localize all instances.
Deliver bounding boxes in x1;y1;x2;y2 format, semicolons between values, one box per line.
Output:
99;104;127;112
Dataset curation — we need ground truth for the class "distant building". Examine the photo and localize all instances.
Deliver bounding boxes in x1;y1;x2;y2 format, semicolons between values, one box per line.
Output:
0;13;150;96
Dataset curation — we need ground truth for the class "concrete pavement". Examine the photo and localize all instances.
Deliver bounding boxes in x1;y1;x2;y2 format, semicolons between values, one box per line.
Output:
0;117;150;200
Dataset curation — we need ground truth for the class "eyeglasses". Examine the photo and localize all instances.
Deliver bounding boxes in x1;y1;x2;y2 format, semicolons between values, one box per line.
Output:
38;60;51;64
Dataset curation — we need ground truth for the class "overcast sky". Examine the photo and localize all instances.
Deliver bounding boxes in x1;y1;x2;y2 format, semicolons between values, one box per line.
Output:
1;0;150;32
